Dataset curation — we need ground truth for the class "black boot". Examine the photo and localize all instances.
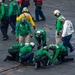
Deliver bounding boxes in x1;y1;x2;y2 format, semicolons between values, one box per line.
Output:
70;49;74;52
4;55;10;62
55;61;62;65
2;36;9;41
35;62;40;70
63;58;74;62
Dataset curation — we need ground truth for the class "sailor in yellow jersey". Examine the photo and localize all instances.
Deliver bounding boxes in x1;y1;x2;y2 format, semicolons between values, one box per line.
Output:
16;7;36;30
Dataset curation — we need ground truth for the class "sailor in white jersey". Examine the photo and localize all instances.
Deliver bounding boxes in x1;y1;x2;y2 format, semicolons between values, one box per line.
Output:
60;18;74;52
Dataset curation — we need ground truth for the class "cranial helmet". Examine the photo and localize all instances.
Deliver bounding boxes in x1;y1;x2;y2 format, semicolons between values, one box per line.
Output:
43;46;48;50
54;10;60;16
20;17;26;22
25;43;29;45
36;30;41;34
30;42;35;47
22;7;28;12
49;44;55;50
36;30;42;37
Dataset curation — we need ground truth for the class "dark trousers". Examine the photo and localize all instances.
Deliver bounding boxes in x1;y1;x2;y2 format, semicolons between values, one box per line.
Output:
35;56;48;68
1;17;9;37
57;51;73;62
9;14;16;32
35;6;45;21
20;2;29;13
19;52;34;64
37;39;46;49
62;34;73;51
57;51;68;62
8;50;19;61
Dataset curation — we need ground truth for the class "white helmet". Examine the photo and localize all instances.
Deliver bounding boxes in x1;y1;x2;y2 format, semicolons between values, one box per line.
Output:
25;43;29;45
49;44;55;50
30;42;35;47
54;10;60;16
22;7;28;12
36;30;41;37
43;46;48;50
49;44;55;46
0;0;2;2
36;30;41;34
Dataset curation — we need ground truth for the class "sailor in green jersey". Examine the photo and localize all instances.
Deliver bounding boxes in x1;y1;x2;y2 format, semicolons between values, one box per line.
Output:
0;0;9;41
54;10;65;44
4;43;25;62
34;46;51;69
15;17;33;44
49;44;74;65
34;28;46;49
15;0;20;15
19;42;35;66
9;0;20;34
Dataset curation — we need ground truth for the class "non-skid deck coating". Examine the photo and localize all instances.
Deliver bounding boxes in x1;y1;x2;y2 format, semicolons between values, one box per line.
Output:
0;0;75;75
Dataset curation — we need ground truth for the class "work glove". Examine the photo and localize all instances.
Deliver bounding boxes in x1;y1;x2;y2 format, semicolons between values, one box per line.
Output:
57;32;60;36
33;26;36;30
16;37;19;41
30;34;33;38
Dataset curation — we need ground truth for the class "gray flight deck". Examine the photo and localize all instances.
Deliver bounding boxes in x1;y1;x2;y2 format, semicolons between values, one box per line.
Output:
0;0;75;75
